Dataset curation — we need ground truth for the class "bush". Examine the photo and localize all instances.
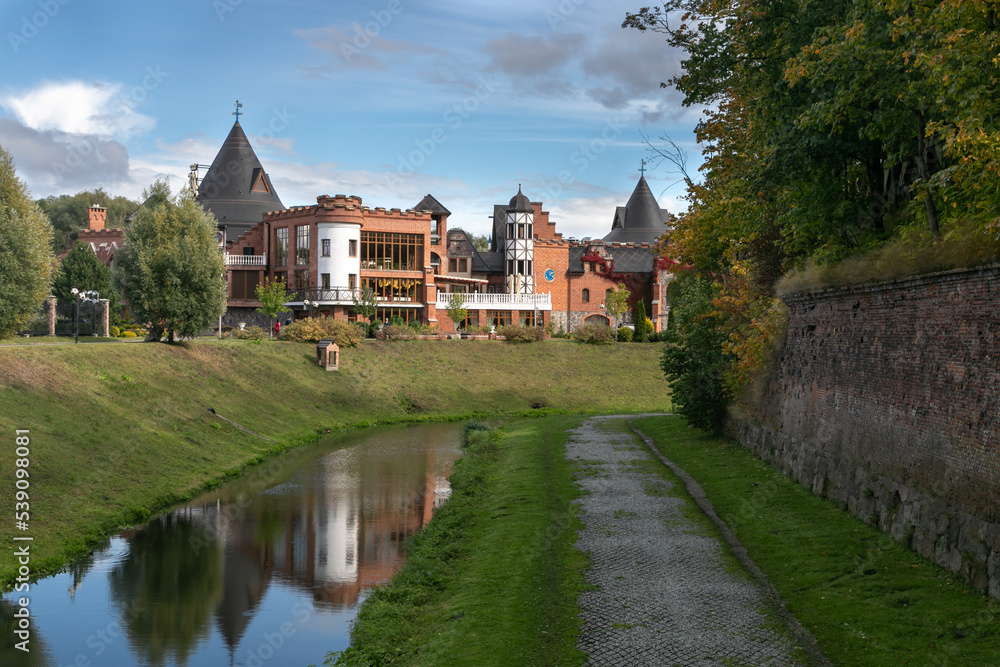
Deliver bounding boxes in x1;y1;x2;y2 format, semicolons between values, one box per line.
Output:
378;324;414;340
571;323;615;344
617;327;633;342
236;325;265;342
280;316;363;347
461;419;491;447
498;324;543;343
122;330;137;338
109;325;120;338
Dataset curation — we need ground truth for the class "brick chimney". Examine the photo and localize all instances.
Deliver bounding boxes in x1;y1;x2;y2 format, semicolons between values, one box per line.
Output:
87;204;107;231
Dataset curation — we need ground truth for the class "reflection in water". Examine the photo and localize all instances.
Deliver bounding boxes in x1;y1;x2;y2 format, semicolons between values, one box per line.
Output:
0;422;462;666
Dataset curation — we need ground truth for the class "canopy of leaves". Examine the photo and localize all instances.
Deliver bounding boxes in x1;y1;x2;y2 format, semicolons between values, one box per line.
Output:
37;188;139;253
54;241;122;323
113;181;226;342
0;146;54;338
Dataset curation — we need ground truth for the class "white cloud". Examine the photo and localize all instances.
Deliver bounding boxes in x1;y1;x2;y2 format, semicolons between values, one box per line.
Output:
1;81;155;139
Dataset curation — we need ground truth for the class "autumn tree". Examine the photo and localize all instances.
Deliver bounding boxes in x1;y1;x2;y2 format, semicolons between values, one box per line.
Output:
0;146;54;338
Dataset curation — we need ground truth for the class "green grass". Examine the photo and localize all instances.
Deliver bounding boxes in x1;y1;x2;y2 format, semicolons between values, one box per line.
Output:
0;338;671;591
632;416;1000;667
325;417;589;666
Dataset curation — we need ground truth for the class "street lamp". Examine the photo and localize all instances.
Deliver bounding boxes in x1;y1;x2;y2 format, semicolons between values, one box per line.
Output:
303;299;312;318
70;288;79;344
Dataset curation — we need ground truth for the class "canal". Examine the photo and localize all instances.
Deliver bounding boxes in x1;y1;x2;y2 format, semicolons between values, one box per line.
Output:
1;422;464;666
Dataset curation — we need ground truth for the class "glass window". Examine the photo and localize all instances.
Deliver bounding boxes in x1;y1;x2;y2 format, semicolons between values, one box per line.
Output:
321;273;330;289
486;310;511;328
296;225;309;265
360;231;424;272
374;307;422;324
449;258;457;272
520;311;536;327
582;289;590;303
275;228;288;267
295;269;309;290
458;258;468;272
322;239;331;257
363;277;422;302
348;274;357;290
349;239;357;257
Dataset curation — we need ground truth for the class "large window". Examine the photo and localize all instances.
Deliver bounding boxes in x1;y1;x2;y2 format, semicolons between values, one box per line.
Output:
360;231;423;271
230;271;259;300
519;311;537;327
295;269;309;290
296;225;310;265
456;310;478;331
275;228;288;267
581;288;590;303
486;310;511;328
363;277;421;302
374;307;422;324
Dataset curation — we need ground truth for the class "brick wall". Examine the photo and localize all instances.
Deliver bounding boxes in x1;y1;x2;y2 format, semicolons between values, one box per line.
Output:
728;264;1000;599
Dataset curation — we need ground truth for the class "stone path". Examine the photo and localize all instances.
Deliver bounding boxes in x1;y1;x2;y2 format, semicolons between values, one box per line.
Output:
568;415;819;666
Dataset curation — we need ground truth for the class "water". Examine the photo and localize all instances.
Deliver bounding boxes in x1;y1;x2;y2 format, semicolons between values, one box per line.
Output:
1;422;464;666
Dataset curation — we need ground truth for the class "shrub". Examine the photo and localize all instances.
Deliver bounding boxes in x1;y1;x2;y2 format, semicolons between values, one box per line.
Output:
617;327;633;342
109;325;120;338
122;330;137;338
236;325;265;342
461;419;490;447
571;323;615;344
378;324;414;340
498;324;543;343
281;316;363;347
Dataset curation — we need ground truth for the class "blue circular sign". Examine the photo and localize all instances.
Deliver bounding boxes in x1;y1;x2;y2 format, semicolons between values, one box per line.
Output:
544;269;555;282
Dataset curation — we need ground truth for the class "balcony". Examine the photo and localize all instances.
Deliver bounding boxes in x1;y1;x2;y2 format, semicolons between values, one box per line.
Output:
436;292;551;311
225;254;266;267
285;287;362;306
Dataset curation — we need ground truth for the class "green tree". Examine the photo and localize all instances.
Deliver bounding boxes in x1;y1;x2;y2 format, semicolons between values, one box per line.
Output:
0;146;54;338
352;286;378;323
255;277;290;339
603;283;630;329
113;180;226;342
54;241;121;324
634;300;648;341
446;292;467;330
449;227;489;252
37;188;139;253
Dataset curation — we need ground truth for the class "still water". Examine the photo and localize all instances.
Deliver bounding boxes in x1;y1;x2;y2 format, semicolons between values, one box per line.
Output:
1;422;464;666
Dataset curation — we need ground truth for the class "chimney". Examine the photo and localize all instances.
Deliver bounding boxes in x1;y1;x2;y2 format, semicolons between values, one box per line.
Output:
87;205;107;231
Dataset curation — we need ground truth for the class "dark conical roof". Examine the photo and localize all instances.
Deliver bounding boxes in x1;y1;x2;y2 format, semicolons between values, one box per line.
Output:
507;185;532;213
413;194;451;216
602;176;669;244
196;121;284;236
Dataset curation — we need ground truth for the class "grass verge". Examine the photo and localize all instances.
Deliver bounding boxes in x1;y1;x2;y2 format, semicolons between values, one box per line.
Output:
633;416;1000;667
323;417;589;666
0;339;670;591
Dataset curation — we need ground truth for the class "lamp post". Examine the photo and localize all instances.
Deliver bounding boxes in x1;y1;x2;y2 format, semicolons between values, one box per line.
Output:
303;299;312;318
70;288;79;344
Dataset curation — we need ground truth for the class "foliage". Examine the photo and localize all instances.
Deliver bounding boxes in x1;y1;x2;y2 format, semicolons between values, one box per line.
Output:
659;275;731;432
445;291;467;330
616;326;633;342
54;241;122;324
499;324;544;343
280;316;363;346
0;146;54;339
36;188;138;253
113;181;226;342
255;277;290;339
122;330;137;338
603;283;630;328
351;287;378;323
634;301;648;341
109;325;120;338
571;322;615;345
235;325;265;342
378;324;415;340
449;227;490;252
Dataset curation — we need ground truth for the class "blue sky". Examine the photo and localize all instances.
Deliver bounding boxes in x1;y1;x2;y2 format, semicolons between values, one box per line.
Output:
0;0;701;239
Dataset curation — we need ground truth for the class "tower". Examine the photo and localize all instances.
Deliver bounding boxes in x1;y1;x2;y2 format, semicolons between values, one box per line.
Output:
504;185;534;294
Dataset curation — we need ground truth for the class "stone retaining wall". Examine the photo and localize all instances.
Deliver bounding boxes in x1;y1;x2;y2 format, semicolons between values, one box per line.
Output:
728;264;999;599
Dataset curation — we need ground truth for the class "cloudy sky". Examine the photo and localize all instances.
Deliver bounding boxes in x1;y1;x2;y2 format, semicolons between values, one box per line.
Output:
0;0;700;239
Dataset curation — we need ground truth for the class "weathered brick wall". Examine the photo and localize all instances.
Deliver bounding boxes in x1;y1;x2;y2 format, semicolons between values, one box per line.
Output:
728;264;1000;599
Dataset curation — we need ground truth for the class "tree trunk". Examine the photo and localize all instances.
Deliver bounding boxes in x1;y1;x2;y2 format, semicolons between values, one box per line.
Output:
914;112;942;241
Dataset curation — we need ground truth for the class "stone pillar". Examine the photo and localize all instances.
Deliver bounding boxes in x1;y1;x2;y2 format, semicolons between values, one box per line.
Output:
45;296;57;336
97;299;110;337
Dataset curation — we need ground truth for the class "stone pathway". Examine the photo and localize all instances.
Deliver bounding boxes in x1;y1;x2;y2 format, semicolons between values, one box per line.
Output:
568;415;817;666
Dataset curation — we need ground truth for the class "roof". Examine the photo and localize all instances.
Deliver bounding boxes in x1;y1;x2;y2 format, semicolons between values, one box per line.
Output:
196;121;285;232
602;176;670;244
568;243;656;275
413;194;451;216
507;185;532;213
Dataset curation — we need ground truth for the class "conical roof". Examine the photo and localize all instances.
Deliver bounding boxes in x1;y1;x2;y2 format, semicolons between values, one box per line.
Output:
602;176;669;244
507;185;532;213
196;121;284;235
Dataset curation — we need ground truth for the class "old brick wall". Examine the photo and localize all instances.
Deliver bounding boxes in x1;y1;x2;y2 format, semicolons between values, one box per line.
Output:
728;264;1000;599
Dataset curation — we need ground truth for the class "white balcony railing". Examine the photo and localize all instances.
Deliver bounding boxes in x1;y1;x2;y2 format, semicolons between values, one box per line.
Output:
225;254;266;267
436;292;551;311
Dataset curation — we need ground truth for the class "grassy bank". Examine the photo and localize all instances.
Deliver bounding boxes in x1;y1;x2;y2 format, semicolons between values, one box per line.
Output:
633;416;999;666
326;417;588;666
0;339;670;590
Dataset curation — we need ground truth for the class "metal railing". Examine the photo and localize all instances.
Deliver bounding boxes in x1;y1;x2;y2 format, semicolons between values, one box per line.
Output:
436;292;552;309
284;287;362;304
225;254;266;266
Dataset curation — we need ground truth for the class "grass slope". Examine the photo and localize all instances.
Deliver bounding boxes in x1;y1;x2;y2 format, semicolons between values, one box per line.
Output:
634;416;999;667
326;418;588;667
0;339;670;590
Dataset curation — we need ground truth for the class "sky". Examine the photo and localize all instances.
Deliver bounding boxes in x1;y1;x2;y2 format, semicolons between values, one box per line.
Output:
0;0;702;240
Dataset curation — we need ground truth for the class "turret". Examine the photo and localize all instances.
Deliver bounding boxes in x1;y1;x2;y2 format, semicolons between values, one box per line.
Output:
504;185;534;294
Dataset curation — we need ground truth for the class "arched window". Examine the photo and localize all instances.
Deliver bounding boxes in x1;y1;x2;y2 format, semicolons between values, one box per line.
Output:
584;314;610;326
581;288;590;303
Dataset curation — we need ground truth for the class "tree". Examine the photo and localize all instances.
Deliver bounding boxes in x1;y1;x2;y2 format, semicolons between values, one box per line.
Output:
351;286;378;323
445;292;467;330
449;227;489;252
634;300;648;341
0;146;54;338
255;277;290;339
603;283;630;329
37;188;139;253
54;241;121;323
113;180;226;342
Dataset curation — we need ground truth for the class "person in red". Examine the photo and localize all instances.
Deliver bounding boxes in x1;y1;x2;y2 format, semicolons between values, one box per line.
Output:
274;320;280;339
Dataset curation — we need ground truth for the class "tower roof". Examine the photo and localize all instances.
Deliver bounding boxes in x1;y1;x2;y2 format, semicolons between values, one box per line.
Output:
196;120;284;238
413;193;451;216
602;176;670;244
507;185;532;213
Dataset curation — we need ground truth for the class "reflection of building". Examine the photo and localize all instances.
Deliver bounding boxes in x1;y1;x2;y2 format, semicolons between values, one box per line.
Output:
196;110;674;331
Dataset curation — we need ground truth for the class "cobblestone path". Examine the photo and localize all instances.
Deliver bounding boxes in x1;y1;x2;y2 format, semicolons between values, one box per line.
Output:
568;415;813;666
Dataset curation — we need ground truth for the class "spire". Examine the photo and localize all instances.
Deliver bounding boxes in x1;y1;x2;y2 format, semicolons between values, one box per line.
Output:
602;174;669;244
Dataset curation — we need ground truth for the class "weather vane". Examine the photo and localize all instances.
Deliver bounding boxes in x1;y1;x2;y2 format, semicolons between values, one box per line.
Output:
233;99;242;121
639;159;646;177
